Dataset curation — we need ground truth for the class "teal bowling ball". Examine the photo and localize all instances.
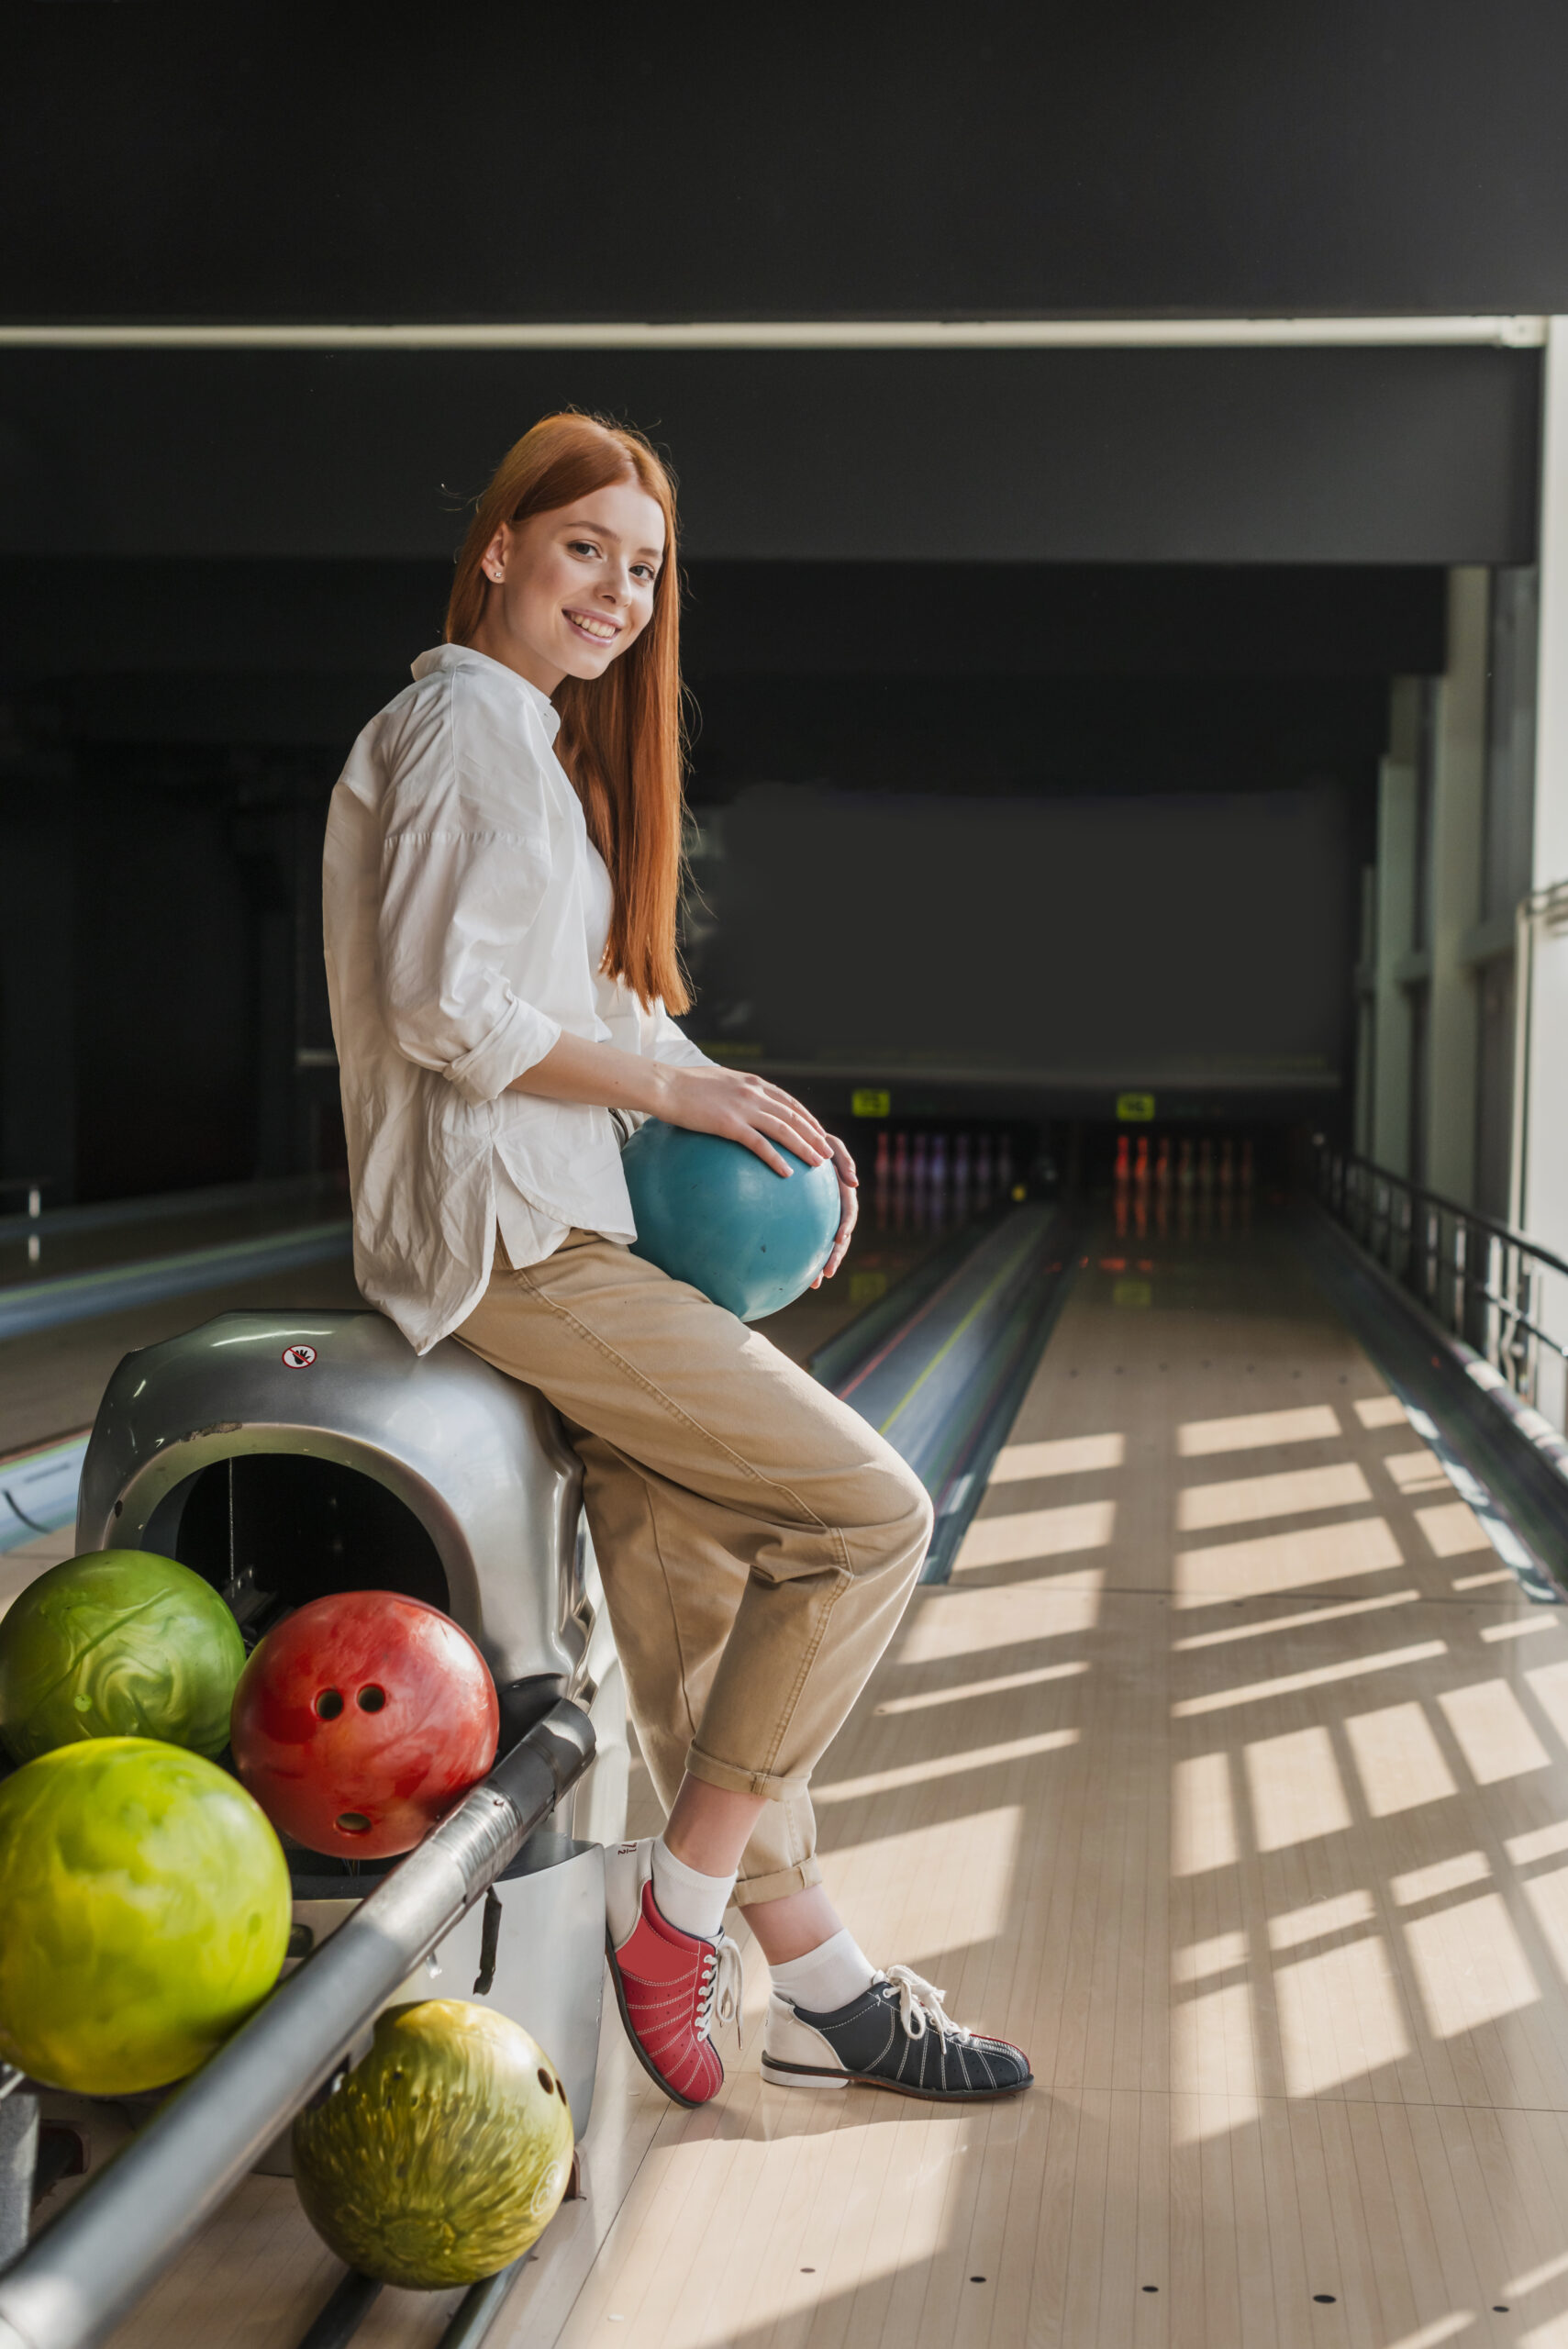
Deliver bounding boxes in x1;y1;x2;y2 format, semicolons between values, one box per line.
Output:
622;1121;840;1320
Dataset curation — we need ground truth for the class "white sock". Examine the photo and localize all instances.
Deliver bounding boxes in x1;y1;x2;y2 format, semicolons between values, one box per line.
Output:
768;1930;877;2015
651;1837;736;1941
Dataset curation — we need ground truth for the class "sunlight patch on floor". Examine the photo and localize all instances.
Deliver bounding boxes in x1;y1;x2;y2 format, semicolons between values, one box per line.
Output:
988;1430;1126;1479
1175;1586;1420;1650
1391;1852;1490;1905
1355;1395;1411;1430
896;1575;1104;1662
1243;1723;1353;1851
873;1659;1088;1713
1382;1447;1453;1496
1174;1638;1447;1718
1176;1459;1372;1531
813;1729;1080;1804
1171;1980;1260;2129
952;1497;1116;1569
1273;1935;1411;2094
1172;1750;1239;1876
1417;1500;1492;1557
1439;1678;1553;1783
1177;1402;1342;1454
1268;1889;1376;1949
1173;1929;1248;1983
1404;1892;1540;2037
817;1806;1023;1956
1175;1513;1405;1606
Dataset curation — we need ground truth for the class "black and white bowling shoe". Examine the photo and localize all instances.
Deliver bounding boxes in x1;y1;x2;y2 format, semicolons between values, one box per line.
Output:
761;1964;1033;2100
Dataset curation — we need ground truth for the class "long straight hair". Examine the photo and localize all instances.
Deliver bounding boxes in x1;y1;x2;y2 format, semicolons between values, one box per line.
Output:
446;413;689;1013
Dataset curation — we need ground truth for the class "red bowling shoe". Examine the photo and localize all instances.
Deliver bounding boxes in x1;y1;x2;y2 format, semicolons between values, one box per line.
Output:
606;1864;742;2109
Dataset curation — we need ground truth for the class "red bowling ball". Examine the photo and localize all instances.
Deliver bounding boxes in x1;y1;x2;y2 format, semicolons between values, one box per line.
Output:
229;1592;499;1859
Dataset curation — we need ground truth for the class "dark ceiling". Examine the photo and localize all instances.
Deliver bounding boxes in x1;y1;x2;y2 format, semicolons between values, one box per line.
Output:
6;4;1568;323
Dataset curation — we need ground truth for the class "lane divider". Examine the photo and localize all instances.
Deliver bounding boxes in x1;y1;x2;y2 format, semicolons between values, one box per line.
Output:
812;1206;1084;1584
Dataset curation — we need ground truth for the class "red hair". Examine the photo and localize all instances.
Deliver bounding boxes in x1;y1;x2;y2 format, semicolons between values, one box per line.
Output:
446;413;689;1014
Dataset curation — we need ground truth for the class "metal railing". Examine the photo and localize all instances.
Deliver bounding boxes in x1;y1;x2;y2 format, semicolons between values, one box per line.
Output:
1315;1146;1568;1432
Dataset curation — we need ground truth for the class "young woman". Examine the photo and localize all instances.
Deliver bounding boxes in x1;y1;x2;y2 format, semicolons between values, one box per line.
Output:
324;413;1031;2106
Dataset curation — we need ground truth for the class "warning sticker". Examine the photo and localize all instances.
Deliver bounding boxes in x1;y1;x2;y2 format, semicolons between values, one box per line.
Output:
281;1344;317;1369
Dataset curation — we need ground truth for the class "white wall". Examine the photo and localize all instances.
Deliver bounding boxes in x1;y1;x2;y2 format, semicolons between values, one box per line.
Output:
1428;569;1489;1202
1519;320;1568;1257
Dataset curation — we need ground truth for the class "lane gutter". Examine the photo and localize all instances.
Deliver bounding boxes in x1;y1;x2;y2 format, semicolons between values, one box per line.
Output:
812;1203;1084;1584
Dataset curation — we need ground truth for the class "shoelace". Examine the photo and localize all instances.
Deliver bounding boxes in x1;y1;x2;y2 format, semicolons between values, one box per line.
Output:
696;1933;745;2043
883;1964;973;2046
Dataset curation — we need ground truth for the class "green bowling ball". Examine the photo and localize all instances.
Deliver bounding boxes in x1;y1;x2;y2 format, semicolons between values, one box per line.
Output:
293;2001;575;2288
0;1547;246;1765
0;1737;291;2094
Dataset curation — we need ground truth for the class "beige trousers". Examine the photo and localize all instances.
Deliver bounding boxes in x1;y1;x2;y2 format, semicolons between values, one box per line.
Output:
454;1230;932;1905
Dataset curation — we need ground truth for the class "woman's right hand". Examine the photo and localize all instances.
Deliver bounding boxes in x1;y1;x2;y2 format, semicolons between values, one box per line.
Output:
658;1064;832;1178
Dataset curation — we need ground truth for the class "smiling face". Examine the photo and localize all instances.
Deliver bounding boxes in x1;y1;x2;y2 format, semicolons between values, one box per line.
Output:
469;475;667;696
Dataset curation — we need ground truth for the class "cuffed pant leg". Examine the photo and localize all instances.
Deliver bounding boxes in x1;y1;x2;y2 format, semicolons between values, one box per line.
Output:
565;1425;823;1902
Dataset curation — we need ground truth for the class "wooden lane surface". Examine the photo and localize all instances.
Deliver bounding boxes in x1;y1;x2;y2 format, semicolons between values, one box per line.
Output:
87;1210;1568;2346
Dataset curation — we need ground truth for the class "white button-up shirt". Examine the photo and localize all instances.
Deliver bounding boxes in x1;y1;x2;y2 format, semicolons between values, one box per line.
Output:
323;644;712;1353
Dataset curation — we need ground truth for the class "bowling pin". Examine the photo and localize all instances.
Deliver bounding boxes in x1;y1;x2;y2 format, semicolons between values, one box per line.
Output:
1115;1134;1131;1185
874;1130;891;1180
1134;1135;1149;1186
1178;1138;1194;1194
1240;1139;1254;1191
1198;1138;1214;1193
1219;1138;1234;1192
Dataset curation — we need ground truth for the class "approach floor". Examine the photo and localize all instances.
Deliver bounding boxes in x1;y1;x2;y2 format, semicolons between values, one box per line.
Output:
73;1208;1568;2349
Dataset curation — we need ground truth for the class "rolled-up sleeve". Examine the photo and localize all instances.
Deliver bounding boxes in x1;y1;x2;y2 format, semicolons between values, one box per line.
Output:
376;691;562;1105
379;829;562;1104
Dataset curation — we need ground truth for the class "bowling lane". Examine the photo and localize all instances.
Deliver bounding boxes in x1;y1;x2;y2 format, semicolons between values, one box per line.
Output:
0;1178;350;1292
475;1206;1568;2349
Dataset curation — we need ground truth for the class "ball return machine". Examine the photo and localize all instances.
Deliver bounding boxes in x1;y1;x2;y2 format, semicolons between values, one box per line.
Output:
0;1308;629;2349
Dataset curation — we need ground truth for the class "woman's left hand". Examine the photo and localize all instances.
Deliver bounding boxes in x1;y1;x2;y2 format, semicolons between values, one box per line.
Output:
811;1135;860;1286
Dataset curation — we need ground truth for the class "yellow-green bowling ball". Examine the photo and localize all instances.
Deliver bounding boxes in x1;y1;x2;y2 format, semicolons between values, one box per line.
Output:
293;2001;575;2288
0;1738;291;2094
